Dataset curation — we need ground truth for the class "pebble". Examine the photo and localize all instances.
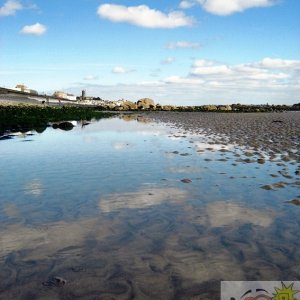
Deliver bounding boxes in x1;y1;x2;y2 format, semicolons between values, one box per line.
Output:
261;185;273;190
181;178;192;183
257;158;266;164
180;153;191;156
286;199;300;205
42;276;67;287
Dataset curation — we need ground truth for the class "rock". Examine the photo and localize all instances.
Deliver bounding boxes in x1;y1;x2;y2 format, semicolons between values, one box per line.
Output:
107;103;116;110
0;135;12;140
218;105;232;111
203;105;217;111
286;199;300;205
273;182;286;189
137;98;155;110
292;103;300;110
54;276;67;286
42;276;67;287
121;100;137;110
162;105;177;111
181;178;192;183
261;184;273;190
244;158;255;163
244;152;254;157
257;158;266;164
52;122;74;131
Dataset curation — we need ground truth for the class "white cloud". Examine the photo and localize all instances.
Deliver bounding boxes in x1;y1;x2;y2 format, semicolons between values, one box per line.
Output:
190;58;293;80
97;4;194;28
20;23;47;36
69;57;300;106
179;0;195;9
196;0;276;16
192;64;231;75
112;66;132;74
260;57;300;69
164;75;204;85
193;59;215;67
84;75;99;80
0;0;22;16
165;41;201;49
161;57;175;65
162;57;298;102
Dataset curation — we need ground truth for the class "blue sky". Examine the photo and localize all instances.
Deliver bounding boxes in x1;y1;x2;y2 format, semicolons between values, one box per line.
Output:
0;0;299;105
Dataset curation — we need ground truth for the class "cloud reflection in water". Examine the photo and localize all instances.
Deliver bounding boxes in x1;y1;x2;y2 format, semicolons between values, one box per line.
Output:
99;187;189;212
190;201;275;228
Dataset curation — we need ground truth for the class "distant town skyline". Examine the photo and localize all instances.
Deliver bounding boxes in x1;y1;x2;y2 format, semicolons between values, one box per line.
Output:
1;0;299;105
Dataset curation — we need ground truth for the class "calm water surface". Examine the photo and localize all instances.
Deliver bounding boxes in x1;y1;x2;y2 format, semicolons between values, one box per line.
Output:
0;114;299;299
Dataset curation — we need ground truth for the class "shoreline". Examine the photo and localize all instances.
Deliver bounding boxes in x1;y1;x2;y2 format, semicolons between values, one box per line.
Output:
1;93;299;112
1;100;299;164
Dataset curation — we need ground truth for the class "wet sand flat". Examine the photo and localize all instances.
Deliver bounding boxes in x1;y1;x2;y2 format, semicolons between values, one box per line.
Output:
149;111;300;160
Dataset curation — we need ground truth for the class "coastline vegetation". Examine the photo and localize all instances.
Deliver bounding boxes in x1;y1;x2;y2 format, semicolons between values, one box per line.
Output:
0;104;114;135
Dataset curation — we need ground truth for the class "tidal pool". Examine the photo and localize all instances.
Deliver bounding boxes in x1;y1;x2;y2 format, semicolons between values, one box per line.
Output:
0;114;299;299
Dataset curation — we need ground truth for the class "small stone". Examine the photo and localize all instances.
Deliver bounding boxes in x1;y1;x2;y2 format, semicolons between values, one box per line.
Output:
42;276;67;287
244;152;254;157
257;158;266;164
181;178;192;183
286;199;300;205
244;158;254;163
273;182;286;189
54;276;67;286
261;185;273;190
180;153;191;156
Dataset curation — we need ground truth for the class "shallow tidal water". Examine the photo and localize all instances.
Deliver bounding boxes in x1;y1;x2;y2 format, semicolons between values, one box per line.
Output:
0;113;299;299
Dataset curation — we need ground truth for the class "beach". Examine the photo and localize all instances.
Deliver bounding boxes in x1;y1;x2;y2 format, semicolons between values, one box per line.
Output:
150;111;300;162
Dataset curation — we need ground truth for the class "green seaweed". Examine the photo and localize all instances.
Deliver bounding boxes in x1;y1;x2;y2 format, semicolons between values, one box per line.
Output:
0;105;114;134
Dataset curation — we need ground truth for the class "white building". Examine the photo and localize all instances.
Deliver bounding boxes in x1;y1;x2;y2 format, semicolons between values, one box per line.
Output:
14;84;38;95
53;91;77;101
